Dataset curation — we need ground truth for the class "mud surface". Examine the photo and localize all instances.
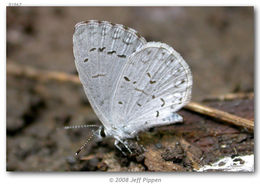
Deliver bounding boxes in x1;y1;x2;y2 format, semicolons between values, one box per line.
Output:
76;98;254;172
6;7;254;171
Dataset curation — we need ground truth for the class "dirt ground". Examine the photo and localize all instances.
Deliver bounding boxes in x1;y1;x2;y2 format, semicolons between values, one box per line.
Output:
6;7;254;171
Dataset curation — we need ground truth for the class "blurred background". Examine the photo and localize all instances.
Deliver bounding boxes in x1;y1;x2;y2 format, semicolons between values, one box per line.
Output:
6;7;254;171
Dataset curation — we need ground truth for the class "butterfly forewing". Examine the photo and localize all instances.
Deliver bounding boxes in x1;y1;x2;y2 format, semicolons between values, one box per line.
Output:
73;20;146;129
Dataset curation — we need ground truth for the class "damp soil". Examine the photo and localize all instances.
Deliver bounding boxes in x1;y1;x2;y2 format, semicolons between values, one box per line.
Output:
6;7;254;171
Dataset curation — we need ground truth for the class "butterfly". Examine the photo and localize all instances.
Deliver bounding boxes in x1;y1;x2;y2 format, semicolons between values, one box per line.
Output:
72;20;192;155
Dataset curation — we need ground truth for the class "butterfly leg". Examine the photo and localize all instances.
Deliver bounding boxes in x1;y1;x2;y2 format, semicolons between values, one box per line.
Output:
135;138;147;152
121;140;133;154
114;139;127;156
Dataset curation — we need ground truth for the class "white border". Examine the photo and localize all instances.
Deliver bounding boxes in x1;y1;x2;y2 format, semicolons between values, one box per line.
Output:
1;1;259;185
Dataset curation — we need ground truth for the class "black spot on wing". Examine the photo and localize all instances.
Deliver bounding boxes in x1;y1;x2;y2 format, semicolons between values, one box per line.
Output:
84;58;88;62
160;98;165;107
107;50;116;55
98;47;106;52
150;80;156;84
117;54;126;58
175;79;186;87
156;111;159;117
92;74;106;78
90;48;96;52
124;76;130;81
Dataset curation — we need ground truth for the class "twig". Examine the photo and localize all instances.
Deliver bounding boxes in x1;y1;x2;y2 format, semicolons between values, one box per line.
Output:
185;102;254;132
80;154;96;161
80;153;103;161
202;92;254;102
7;62;81;85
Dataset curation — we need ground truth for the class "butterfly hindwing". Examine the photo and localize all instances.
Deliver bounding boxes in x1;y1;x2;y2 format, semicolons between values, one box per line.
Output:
112;42;192;132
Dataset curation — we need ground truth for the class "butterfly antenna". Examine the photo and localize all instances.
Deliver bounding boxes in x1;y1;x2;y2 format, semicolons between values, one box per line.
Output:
64;124;99;130
75;129;95;156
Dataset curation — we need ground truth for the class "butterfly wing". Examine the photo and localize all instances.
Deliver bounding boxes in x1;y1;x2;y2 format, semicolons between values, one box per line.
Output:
73;20;146;129
111;42;192;135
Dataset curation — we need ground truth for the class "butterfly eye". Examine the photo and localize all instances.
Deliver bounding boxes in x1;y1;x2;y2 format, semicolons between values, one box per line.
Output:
100;126;106;138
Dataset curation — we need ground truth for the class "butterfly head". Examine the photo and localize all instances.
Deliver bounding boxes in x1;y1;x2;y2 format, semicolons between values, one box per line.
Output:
94;125;107;140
